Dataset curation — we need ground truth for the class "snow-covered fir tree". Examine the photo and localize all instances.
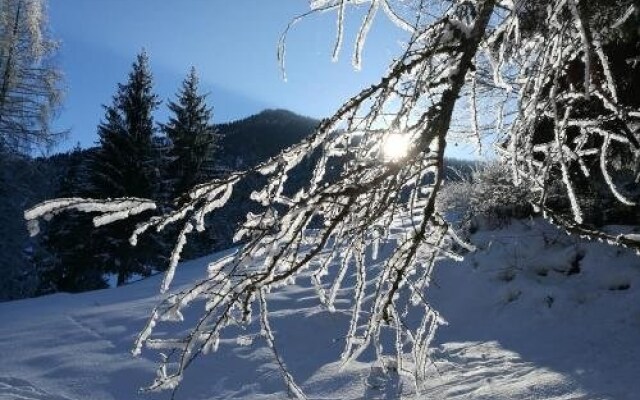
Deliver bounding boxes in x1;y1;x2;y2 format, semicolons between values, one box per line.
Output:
26;0;640;397
162;67;217;201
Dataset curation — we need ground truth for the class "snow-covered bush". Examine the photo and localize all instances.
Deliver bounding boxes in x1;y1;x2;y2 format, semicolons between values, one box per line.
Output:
439;162;534;234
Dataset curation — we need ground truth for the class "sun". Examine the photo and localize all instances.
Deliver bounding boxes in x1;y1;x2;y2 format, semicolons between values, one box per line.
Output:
382;133;411;161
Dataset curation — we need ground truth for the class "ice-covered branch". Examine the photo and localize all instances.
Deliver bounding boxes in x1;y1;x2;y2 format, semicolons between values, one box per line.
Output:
499;0;640;235
122;1;497;394
24;0;640;397
24;197;156;236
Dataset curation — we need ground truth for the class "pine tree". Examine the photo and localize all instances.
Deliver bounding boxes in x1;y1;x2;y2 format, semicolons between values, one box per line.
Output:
162;67;217;201
92;51;160;199
0;148;41;299
90;51;162;286
36;146;105;294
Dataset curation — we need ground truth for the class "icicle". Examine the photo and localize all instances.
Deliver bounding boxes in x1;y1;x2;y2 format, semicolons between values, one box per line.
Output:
331;0;346;62
353;0;379;70
201;333;221;355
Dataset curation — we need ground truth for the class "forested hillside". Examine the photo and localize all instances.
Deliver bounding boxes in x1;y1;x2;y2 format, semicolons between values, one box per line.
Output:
0;110;319;300
1;108;479;301
216;109;319;170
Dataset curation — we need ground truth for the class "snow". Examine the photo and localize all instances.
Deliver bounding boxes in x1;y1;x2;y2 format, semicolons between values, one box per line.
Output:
24;198;157;238
1;218;640;399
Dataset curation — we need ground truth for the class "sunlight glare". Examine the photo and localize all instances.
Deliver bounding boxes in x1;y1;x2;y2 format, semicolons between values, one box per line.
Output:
382;133;411;161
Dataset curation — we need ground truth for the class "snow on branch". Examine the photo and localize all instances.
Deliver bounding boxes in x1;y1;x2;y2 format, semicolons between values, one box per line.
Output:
24;197;156;236
26;1;501;395
24;0;640;396
121;1;498;394
281;0;417;76
494;0;640;245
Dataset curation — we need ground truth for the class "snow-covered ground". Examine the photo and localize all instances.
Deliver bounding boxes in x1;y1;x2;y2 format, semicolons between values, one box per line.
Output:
1;218;639;399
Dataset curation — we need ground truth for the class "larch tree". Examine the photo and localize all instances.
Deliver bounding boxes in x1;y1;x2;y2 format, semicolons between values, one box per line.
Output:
0;0;62;154
26;0;640;397
162;67;217;202
0;0;62;299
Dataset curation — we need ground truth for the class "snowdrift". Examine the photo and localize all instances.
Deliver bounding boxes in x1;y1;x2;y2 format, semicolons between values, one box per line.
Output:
1;218;639;399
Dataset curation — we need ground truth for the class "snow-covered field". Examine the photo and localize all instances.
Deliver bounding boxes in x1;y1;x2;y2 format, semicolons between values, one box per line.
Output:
1;218;639;399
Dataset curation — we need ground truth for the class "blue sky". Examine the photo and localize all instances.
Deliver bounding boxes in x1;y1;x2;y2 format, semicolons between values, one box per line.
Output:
49;1;483;158
49;1;404;150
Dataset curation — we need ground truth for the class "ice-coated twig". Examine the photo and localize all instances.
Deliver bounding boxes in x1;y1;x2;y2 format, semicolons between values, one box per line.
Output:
24;1;640;397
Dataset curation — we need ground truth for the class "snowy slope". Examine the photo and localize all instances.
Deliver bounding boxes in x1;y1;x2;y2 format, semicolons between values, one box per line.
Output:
1;219;639;400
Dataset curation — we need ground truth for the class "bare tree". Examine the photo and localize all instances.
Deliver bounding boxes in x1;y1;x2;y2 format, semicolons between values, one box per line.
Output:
25;0;640;397
0;0;62;154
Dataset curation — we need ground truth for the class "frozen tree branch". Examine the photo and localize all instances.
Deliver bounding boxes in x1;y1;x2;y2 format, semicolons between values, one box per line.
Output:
24;0;640;396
